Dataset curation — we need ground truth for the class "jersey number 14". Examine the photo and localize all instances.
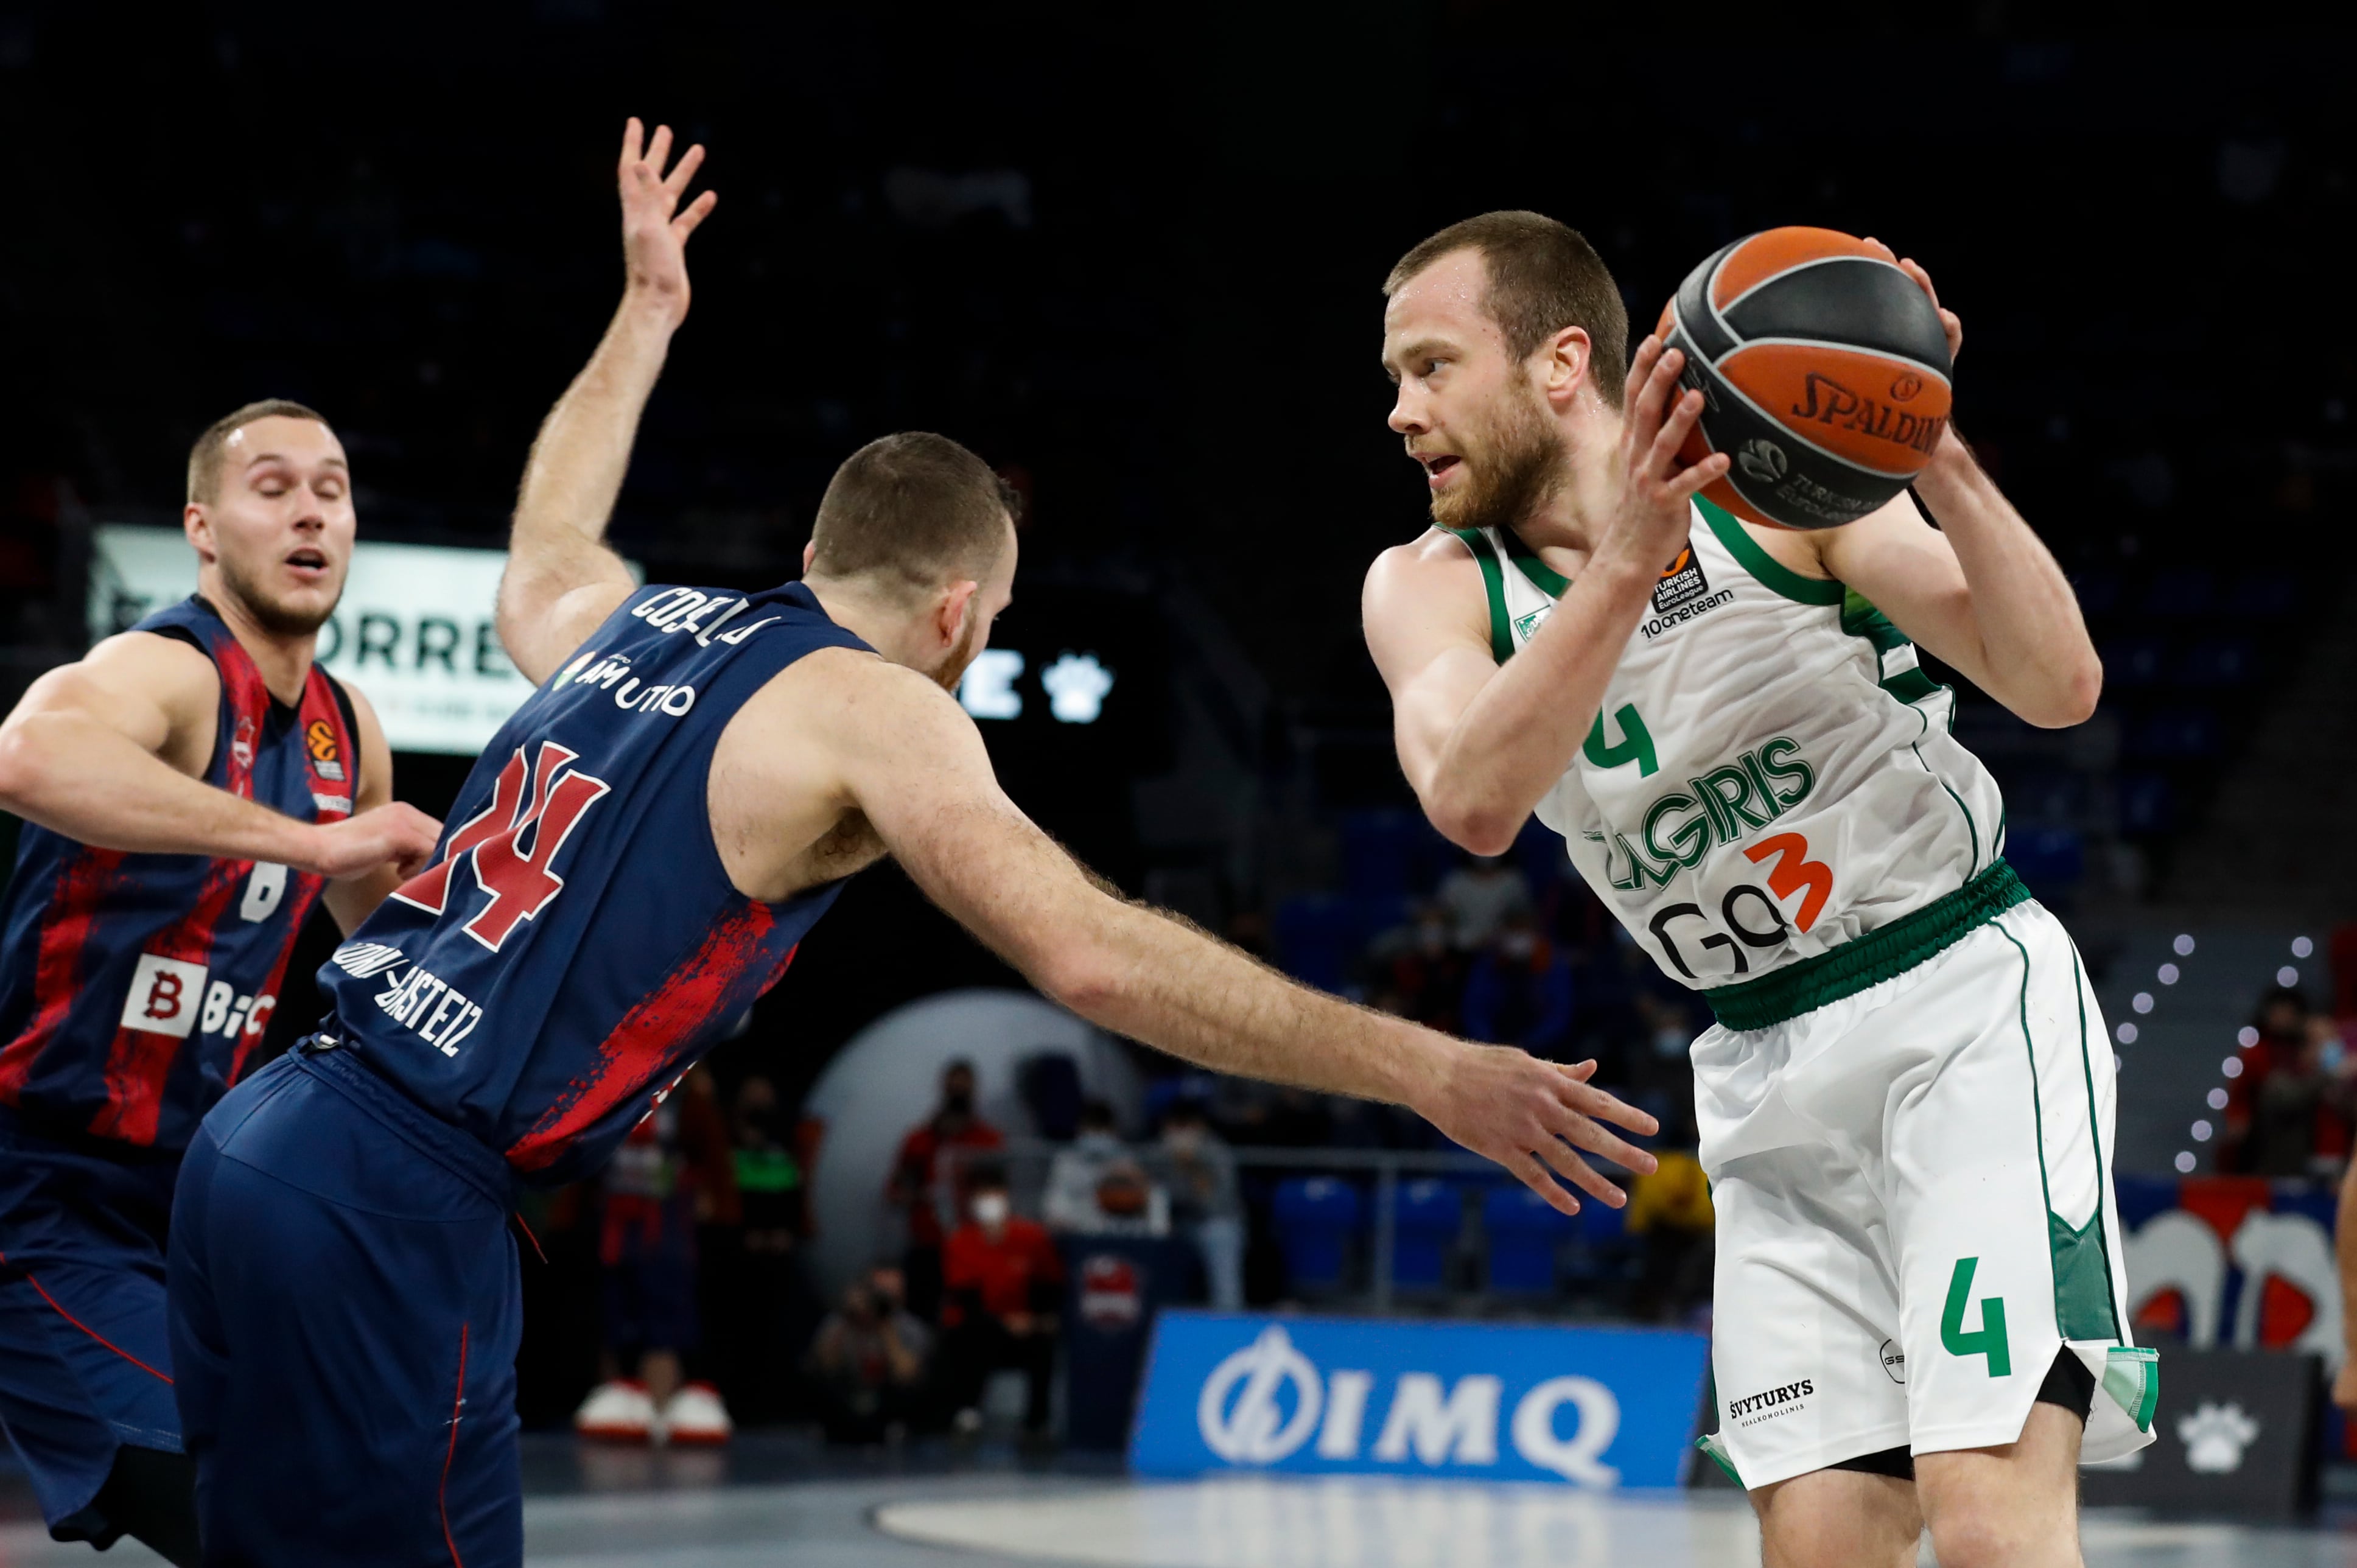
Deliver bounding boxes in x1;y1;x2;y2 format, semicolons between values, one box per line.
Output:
391;741;613;952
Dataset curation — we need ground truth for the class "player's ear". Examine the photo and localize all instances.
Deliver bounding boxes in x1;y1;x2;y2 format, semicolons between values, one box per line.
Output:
183;503;218;565
800;539;818;576
1540;324;1592;404
939;578;981;648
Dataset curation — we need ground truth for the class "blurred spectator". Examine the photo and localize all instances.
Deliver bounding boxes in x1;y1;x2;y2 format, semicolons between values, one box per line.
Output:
1156;1101;1244;1310
1625;1123;1714;1325
1461;907;1574;1057
2222;986;2357;1175
938;1163;1062;1440
573;1070;738;1445
1045;1099;1169;1234
1372;904;1469;1032
1634;992;1697;1105
731;1075;808;1253
1435;852;1532;951
888;1060;1004;1319
807;1264;933;1444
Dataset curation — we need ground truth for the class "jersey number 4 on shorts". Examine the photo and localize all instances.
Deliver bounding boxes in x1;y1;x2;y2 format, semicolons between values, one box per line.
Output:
1941;1256;2012;1377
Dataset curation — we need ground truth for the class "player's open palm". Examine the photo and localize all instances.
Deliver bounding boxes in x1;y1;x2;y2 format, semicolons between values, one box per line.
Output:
1603;335;1728;575
1420;1045;1659;1214
311;802;443;883
618;117;718;324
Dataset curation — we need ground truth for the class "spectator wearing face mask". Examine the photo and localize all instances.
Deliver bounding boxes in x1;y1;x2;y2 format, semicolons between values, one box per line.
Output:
806;1264;933;1444
1043;1100;1169;1236
938;1164;1062;1441
1372;903;1471;1032
1460;908;1573;1059
1155;1100;1244;1310
887;1060;1004;1320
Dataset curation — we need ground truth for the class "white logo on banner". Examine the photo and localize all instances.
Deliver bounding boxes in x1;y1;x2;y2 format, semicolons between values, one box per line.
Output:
2178;1401;2260;1474
1198;1325;1322;1463
1193;1325;1624;1485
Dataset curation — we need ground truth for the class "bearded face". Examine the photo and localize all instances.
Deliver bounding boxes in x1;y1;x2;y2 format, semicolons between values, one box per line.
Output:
1426;373;1566;536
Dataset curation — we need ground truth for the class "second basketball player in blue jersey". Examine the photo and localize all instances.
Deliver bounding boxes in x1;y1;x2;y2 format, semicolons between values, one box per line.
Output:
166;122;1664;1567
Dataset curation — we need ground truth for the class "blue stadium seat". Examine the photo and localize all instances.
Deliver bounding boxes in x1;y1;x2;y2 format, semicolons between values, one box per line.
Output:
2068;569;2121;617
1390;1178;1464;1292
1482;1183;1575;1294
2140;570;2215;619
2119;772;2176;836
1999;765;2084;827
2224;572;2296;618
1272;1177;1362;1295
2124;709;2221;762
2005;827;2084;900
1273;895;1358;993
1340;810;1421;902
2177;637;2257;689
2098;635;2171;690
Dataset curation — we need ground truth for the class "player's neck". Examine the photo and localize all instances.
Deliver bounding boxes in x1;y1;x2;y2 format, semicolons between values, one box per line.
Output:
202;580;317;705
802;575;941;677
1508;414;1620;559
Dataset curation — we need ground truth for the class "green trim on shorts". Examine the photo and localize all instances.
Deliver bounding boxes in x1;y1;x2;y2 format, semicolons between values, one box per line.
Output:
2068;944;2126;1342
1701;859;2030;1030
2103;1346;2160;1433
1693;1432;1745;1488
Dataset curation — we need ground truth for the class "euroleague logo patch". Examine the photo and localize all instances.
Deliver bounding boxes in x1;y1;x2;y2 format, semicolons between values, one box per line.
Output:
306;718;346;782
1651;547;1710;614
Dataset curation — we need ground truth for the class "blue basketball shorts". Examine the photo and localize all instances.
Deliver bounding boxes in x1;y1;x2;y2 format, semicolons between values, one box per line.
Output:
167;1044;524;1567
0;1105;183;1544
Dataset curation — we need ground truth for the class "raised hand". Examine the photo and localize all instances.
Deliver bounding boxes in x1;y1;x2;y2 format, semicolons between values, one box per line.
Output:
1415;1045;1659;1214
306;802;443;882
618;117;718;326
1601;336;1728;576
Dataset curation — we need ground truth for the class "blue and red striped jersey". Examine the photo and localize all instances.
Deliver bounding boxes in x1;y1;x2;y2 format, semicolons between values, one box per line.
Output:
318;581;866;1188
0;597;355;1149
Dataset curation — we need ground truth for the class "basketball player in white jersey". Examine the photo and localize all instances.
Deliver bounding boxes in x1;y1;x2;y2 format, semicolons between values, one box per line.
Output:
1362;213;2150;1568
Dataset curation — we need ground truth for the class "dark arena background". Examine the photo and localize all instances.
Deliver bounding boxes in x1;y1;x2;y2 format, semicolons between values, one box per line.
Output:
1;7;2355;1563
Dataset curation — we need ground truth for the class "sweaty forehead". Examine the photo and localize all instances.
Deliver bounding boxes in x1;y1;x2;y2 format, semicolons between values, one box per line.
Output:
226;417;346;467
1383;250;1499;349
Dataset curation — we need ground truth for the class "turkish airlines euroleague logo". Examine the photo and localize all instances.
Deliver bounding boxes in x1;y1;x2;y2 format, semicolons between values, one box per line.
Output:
391;740;612;951
306;718;347;782
1652;547;1709;613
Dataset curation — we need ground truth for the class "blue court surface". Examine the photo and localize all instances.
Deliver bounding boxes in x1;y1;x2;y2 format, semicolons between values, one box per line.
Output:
3;1434;2354;1566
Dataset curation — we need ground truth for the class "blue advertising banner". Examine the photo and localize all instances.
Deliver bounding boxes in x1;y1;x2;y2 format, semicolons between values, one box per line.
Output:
1129;1311;1711;1489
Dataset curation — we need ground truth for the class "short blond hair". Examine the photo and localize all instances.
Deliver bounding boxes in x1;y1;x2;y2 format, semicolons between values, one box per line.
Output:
186;399;331;504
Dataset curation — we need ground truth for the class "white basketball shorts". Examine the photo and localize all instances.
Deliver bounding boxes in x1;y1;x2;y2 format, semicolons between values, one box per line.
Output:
1690;897;2158;1488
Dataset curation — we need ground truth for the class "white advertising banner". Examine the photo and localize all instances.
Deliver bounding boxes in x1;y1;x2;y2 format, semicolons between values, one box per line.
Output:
86;525;613;757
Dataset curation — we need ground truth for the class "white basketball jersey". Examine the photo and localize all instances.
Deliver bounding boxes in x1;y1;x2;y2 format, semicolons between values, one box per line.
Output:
1454;497;2006;1006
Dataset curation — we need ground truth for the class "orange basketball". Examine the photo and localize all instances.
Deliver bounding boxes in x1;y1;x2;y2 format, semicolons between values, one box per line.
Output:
1656;227;1952;530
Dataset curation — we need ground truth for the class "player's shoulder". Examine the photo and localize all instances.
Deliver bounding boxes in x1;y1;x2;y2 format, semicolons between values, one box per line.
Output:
1363;527;1490;636
77;626;222;699
729;643;967;761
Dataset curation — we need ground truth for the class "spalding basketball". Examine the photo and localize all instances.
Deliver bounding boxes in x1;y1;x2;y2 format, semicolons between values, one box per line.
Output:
1657;228;1952;530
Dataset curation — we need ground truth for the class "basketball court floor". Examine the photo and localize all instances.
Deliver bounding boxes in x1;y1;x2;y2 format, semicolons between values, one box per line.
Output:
3;1437;2352;1566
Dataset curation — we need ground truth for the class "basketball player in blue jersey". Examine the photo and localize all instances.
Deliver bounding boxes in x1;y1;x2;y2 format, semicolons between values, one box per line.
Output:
0;402;441;1562
163;123;1662;1566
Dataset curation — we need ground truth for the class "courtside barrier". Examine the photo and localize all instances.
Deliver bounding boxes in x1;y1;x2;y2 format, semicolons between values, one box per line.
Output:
1129;1310;1709;1488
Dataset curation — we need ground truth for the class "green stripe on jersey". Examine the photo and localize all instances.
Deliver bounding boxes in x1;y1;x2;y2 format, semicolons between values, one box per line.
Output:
1697;496;1844;606
1445;527;1515;664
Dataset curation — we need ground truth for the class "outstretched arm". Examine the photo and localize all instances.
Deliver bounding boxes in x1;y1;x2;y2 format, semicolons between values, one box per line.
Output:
1815;253;2101;729
0;634;438;879
800;658;1658;1213
499;119;718;686
1364;340;1728;854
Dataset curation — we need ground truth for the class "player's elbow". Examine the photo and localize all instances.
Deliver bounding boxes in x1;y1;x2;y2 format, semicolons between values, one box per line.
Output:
1424;794;1521;858
1035;943;1121;1021
2021;651;2103;729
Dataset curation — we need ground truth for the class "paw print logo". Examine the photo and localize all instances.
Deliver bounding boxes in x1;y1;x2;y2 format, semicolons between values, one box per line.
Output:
2176;1401;2259;1474
1041;653;1115;725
